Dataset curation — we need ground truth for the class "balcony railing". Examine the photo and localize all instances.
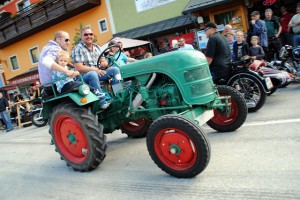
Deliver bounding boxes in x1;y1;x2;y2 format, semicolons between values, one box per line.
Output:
0;0;101;49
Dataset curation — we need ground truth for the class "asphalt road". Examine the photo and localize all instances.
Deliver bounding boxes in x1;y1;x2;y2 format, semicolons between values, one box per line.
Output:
0;83;300;200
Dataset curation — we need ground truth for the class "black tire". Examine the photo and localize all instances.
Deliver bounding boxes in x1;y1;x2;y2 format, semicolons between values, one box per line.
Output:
206;85;247;132
121;118;151;138
229;75;267;113
146;115;210;178
50;104;107;171
278;81;291;88
268;87;277;96
32;112;48;127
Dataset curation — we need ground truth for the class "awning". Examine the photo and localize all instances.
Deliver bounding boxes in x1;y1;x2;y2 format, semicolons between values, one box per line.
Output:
182;0;234;14
8;67;39;86
113;15;195;39
0;85;16;91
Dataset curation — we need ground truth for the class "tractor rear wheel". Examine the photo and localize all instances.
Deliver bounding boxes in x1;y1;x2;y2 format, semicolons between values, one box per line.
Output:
147;115;210;178
207;85;247;132
50;104;107;171
121;118;151;138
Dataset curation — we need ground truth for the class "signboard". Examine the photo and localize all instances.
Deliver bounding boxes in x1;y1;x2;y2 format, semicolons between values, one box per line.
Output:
9;73;39;86
197;30;209;49
263;0;276;6
135;0;176;13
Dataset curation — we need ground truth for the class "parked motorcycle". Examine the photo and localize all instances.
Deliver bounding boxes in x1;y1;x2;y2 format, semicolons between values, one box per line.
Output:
277;45;300;75
29;99;48;127
249;60;292;95
215;57;273;113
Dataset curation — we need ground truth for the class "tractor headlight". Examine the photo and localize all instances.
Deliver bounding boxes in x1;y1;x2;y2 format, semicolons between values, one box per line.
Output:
78;84;90;96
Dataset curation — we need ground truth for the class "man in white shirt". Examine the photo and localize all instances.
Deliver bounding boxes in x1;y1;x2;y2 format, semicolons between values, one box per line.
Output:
178;38;194;50
288;2;300;47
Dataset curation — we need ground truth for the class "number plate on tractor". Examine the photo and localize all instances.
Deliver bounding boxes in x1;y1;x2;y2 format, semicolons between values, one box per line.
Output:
195;109;214;125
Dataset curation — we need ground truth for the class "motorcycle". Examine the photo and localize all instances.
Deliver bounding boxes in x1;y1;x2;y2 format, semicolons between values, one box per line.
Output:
249;60;292;95
29;98;48;127
277;45;300;76
216;57;273;113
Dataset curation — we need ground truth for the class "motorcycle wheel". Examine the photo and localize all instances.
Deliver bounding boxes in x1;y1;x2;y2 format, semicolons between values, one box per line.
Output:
32;112;48;127
229;75;267;113
206;85;247;132
146;114;210;178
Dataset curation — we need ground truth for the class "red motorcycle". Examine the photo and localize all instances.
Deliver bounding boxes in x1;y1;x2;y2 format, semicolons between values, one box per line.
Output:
249;60;293;95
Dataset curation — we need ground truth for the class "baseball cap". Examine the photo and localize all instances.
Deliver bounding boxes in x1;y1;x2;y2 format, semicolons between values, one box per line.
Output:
205;22;217;29
250;11;260;16
297;2;300;6
108;40;120;47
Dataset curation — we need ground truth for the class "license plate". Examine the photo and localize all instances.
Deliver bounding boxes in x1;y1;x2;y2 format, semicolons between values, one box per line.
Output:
265;77;273;90
195;109;214;126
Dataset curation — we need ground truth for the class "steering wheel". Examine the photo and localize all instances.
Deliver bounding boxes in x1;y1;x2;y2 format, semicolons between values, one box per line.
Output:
97;44;122;69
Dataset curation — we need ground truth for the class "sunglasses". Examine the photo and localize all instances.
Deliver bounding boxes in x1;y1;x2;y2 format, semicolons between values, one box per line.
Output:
64;38;70;42
84;33;94;37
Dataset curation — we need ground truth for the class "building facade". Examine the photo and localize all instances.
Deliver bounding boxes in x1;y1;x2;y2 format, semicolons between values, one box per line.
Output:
0;0;112;99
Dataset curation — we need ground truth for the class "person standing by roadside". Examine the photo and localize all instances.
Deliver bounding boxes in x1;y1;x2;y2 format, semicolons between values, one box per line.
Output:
288;3;300;47
280;5;293;46
0;93;13;132
204;22;232;81
264;8;282;61
249;11;268;53
232;31;249;61
178;37;194;50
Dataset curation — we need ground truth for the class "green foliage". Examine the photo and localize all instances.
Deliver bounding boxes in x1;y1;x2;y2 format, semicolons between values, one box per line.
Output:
72;23;98;49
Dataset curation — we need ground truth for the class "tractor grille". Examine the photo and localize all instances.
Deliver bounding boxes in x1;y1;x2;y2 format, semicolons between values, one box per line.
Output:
184;67;209;82
191;82;213;95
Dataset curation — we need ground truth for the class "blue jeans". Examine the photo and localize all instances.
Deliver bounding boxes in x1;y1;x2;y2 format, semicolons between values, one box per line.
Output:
98;66;120;84
293;34;300;48
1;111;13;130
81;67;121;92
81;67;120;105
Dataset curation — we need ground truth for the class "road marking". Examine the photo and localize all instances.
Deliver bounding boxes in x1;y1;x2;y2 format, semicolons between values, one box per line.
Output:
243;118;300;127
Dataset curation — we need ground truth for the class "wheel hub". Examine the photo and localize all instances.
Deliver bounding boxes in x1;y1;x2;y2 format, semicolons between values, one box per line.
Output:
169;144;181;155
68;133;76;145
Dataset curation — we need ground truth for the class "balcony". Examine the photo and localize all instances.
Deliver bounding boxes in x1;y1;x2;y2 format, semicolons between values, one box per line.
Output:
0;0;101;49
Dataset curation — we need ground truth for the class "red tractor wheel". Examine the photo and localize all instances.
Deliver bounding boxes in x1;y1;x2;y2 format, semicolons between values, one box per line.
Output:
50;104;106;171
147;115;210;178
207;85;247;132
121;118;151;138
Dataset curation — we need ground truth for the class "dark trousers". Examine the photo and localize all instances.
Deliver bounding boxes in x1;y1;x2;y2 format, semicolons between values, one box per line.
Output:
265;38;281;61
280;32;292;46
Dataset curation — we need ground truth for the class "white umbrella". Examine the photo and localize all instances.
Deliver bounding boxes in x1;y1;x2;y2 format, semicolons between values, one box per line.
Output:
101;37;151;50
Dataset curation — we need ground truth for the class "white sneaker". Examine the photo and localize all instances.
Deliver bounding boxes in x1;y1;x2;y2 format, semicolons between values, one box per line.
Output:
100;103;110;109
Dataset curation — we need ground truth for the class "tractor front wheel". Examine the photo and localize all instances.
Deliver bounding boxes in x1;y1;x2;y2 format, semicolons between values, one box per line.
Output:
50;104;107;171
146;115;210;178
206;85;248;132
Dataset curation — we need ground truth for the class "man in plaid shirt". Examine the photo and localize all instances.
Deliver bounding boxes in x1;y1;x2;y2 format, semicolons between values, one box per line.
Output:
72;27;121;109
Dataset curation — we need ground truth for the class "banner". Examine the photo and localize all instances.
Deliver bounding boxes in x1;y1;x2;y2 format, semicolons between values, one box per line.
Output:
135;0;176;13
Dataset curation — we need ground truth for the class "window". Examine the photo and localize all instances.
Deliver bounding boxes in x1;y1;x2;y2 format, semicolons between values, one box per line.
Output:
10;55;20;70
98;18;108;33
29;46;39;64
16;0;30;12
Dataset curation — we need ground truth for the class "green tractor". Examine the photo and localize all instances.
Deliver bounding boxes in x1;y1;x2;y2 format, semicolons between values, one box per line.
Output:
41;47;247;178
